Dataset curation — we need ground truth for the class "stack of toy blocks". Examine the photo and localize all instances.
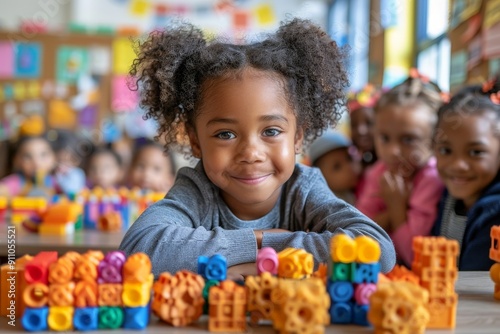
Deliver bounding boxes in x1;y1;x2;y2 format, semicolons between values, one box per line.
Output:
0;196;7;222
412;236;459;329
197;254;227;315
489;225;500;300
10;197;47;225
38;202;83;235
328;234;380;326
20;250;153;331
152;270;205;326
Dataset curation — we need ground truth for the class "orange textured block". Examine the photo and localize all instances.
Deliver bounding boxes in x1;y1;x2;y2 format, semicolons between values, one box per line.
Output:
98;211;122;231
74;257;98;282
42;202;81;224
490;226;500;262
412;237;459;277
98;284;123;306
270;277;330;334
368;281;429;334
209;280;247;332
83;250;104;264
61;251;82;265
23;282;49;308
490;262;500;284
494;284;500;300
74;280;98;307
426;300;457;329
386;265;420;285
1;254;33;317
48;257;74;284
25;251;58;284
245;272;279;323
123;253;152;283
277;248;313;279
49;282;75;307
312;263;328;284
152;270;205;327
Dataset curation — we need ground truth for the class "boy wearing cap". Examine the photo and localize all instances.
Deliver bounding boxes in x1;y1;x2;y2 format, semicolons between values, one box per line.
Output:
308;131;361;205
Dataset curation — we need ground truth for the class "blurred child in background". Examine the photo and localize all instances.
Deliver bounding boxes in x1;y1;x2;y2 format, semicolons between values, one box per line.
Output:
357;70;445;267
129;139;176;194
0;134;57;197
308;130;361;204
86;147;124;189
432;79;500;270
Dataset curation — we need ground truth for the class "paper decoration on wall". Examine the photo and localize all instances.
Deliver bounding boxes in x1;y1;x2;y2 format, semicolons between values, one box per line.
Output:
101;117;122;143
13;81;27;100
21;100;45;116
380;0;400;29
79;105;98;128
27;81;41;99
89;47;111;75
113;38;136;75
0;42;14;79
467;35;482;70
19;114;45;136
462;14;482;43
450;51;468;87
112;75;138;112
130;0;150;17
56;46;90;83
14;43;41;78
484;0;500;30
451;0;482;28
215;0;236;13
490;58;500;76
233;10;250;30
4;84;14;100
48;99;76;128
483;23;500;60
254;3;276;26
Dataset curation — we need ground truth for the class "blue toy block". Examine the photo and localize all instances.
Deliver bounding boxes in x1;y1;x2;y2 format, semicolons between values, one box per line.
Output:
123;306;150;329
330;262;353;281
22;307;48;331
351;263;380;284
330;302;353;324
198;254;227;281
327;280;354;302
353;304;370;326
74;307;98;331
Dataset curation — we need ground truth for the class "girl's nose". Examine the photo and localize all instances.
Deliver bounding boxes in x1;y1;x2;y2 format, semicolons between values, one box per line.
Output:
450;157;469;171
237;139;265;163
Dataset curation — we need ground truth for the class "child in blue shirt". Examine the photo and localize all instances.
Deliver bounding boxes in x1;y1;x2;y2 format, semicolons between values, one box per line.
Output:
433;79;500;270
120;19;396;278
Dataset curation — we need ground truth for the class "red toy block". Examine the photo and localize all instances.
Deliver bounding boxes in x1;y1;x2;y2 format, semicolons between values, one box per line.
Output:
25;251;58;284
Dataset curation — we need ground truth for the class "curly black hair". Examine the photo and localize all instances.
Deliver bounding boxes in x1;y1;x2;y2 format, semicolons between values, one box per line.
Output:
129;18;349;155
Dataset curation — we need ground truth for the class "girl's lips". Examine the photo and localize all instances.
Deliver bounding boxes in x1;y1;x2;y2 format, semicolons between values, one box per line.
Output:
448;176;472;185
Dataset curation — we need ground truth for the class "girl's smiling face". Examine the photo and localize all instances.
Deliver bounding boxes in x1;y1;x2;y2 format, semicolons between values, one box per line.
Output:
435;112;500;209
189;68;303;220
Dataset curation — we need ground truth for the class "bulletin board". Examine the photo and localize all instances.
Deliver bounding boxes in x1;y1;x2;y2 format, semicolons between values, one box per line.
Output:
0;30;139;141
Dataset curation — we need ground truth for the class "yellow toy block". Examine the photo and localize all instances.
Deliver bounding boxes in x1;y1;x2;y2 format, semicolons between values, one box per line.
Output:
0;196;7;209
122;274;153;307
354;235;381;263
330;234;357;263
39;223;75;235
48;306;73;331
11;197;47;210
245;272;279;323
277;248;313;279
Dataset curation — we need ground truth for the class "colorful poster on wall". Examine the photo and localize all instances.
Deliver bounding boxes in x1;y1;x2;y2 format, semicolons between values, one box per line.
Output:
451;0;482;29
483;23;500;59
14;43;42;78
130;0;150;17
467;35;482;69
0;42;14;79
56;47;89;84
254;3;276;27
233;10;250;30
484;0;500;30
112;75;138;112
89;47;111;75
450;51;468;87
48;99;76;128
113;38;136;75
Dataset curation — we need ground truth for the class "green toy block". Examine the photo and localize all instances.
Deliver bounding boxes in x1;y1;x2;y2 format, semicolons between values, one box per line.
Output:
98;307;124;329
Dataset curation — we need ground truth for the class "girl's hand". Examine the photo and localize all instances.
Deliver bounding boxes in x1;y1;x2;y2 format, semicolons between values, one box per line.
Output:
227;262;257;281
379;171;411;231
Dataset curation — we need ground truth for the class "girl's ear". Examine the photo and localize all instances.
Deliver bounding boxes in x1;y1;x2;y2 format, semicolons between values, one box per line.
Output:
187;128;202;159
294;128;304;154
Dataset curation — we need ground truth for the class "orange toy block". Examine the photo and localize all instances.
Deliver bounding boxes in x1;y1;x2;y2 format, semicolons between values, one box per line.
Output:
270;277;330;334
98;284;123;306
48;257;74;284
426;301;457;329
209;280;247;333
312;263;328;284
25;251;58;284
74;257;98;282
123;253;152;283
61;251;82;264
98;211;122;231
23;282;49;308
1;254;33;317
368;281;429;334
490;225;500;262
49;282;75;307
412;237;459;277
494;284;500;300
152;270;205;327
277;248;313;279
386;265;420;285
42;202;81;224
245;272;279;323
74;280;98;307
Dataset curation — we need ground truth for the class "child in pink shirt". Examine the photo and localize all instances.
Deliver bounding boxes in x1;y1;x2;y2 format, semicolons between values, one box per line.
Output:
357;70;445;267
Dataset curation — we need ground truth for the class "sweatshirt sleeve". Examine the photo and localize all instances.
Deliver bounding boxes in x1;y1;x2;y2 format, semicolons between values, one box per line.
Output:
119;169;257;277
261;166;396;273
390;167;444;266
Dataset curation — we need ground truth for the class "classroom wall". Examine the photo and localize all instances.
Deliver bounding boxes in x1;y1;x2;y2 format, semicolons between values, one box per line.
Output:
0;0;70;31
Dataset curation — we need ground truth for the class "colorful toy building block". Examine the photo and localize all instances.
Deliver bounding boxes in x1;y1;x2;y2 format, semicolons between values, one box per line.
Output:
209;280;247;332
203;280;220;315
198;254;227;281
490;225;500;262
327;281;354;303
0;196;7;222
354;235;381;263
73;307;98;331
74;256;98;281
123;253;152;283
74;280;98;307
257;247;278;275
1;254;33;317
47;306;74;331
152;270;205;326
98;284;123;306
10;197;47;224
330;262;354;282
386;264;420;285
98;306;124;329
122;278;153;307
23;283;49;308
22;307;48;331
245;272;279;323
48;282;75;306
331;234;357;263
329;302;352;324
368;281;429;334
123;305;150;329
351;263;380;284
25;251;58;284
98;211;122;231
270;277;330;334
38;223;74;235
48;257;74;284
277;248;313;279
353;283;376;305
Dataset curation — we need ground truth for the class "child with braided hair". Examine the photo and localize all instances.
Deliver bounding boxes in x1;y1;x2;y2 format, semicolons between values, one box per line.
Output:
357;70;445;267
432;78;500;270
119;19;396;278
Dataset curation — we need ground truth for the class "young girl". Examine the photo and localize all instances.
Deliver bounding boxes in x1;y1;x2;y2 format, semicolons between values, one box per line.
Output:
0;135;57;197
356;71;444;267
128;139;176;194
86;147;124;189
120;19;396;278
432;80;500;270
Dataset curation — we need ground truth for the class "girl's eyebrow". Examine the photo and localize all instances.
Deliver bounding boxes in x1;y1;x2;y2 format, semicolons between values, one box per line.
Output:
260;114;289;123
206;117;237;126
206;114;289;126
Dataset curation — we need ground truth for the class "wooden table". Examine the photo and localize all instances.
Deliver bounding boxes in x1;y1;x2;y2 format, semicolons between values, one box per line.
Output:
0;271;499;333
0;223;125;258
